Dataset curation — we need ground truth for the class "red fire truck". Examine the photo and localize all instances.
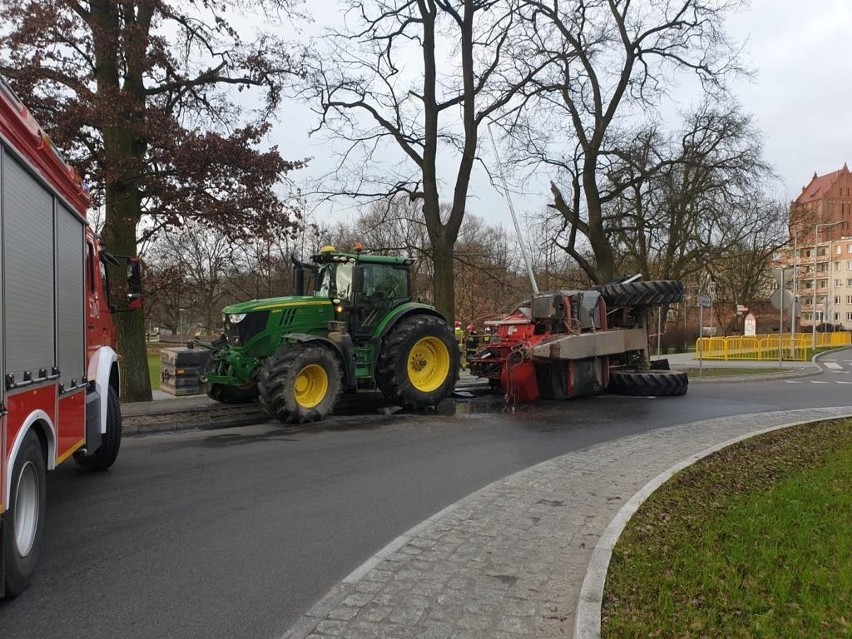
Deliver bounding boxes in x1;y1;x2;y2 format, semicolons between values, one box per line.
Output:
0;77;141;597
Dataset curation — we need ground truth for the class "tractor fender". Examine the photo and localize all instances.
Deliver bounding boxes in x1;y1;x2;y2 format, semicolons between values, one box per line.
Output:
375;303;447;339
280;333;356;391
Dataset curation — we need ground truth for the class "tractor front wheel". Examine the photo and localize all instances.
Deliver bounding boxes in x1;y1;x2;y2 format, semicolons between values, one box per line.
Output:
258;344;342;424
376;315;458;409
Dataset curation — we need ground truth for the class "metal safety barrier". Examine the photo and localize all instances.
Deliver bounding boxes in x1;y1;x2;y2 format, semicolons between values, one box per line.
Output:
694;333;851;361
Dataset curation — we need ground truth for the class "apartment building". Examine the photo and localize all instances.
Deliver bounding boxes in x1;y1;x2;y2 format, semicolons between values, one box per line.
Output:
783;164;852;330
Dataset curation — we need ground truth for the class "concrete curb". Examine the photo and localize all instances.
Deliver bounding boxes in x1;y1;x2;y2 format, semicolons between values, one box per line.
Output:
573;411;852;639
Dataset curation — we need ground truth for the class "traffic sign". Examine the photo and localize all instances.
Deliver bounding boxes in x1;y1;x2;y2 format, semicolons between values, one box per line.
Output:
744;313;757;336
773;267;794;285
770;287;794;310
697;294;711;308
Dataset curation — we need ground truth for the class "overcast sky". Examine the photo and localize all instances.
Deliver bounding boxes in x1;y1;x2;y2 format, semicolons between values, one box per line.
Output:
271;0;852;232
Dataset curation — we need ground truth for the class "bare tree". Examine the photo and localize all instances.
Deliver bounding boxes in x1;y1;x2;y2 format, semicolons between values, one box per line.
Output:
609;106;782;282
145;221;236;335
511;0;745;283
0;0;305;400
299;0;546;322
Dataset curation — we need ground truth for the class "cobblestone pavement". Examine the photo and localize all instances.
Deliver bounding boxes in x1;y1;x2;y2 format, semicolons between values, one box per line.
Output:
281;406;852;639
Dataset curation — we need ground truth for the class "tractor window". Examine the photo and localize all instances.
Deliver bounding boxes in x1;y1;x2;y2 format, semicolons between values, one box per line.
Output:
362;264;407;302
316;264;353;301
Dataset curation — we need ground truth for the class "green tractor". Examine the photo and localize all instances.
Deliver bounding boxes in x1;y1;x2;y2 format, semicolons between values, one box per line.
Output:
201;245;459;423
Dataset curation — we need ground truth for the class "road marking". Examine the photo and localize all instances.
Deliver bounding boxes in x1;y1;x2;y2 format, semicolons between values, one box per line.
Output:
837;381;852;385
785;380;804;384
823;362;842;370
811;381;830;384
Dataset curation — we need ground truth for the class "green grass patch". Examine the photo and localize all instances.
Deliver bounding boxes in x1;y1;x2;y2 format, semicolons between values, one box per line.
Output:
603;419;852;639
147;350;161;390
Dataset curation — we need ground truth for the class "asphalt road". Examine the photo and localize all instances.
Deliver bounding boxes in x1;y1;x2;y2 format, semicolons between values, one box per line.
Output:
2;351;851;638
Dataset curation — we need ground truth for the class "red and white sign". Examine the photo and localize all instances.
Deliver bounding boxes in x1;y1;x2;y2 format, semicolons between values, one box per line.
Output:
744;313;757;336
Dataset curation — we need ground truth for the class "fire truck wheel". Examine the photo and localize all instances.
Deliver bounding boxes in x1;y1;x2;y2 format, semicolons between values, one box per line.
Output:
3;429;46;597
73;386;122;471
258;343;342;424
206;383;259;404
608;370;689;397
596;280;684;307
376;314;459;410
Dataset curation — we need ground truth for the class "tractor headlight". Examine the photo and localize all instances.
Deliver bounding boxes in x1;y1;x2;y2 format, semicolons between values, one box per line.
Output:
229;313;247;324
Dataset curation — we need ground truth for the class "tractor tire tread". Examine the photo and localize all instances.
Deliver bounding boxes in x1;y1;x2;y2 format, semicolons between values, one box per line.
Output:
608;369;689;396
596;280;684;307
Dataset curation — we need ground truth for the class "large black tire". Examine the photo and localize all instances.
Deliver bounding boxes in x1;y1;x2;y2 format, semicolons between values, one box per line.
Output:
73;386;122;471
206;383;258;404
376;314;459;410
596;280;684;307
257;344;342;424
3;429;46;598
608;369;688;396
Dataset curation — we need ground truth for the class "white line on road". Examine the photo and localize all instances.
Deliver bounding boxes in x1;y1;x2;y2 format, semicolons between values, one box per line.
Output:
785;380;804;384
837;381;852;385
811;381;831;384
823;362;843;370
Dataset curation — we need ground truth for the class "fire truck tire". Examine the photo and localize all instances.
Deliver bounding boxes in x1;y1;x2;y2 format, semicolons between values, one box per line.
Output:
258;343;342;424
3;429;46;598
206;383;259;404
608;370;689;396
376;314;459;410
73;386;122;471
596;280;684;307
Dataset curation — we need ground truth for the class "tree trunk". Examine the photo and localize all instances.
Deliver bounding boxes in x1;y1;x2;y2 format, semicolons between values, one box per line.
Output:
101;138;152;403
431;234;456;325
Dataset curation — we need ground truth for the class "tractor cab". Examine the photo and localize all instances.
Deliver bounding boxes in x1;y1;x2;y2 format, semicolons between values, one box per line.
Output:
304;246;413;336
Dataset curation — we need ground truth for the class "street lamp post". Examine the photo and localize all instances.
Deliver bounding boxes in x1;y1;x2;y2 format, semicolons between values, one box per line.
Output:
179;307;186;340
812;221;842;351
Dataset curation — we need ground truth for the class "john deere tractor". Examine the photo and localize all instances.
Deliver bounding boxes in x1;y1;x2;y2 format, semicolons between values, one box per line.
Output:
201;246;459;423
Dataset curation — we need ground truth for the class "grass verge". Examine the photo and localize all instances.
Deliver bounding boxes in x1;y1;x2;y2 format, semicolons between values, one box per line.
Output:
602;418;851;639
147;349;161;390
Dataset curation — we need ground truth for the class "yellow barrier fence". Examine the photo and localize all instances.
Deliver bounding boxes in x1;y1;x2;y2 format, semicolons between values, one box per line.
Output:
694;333;851;361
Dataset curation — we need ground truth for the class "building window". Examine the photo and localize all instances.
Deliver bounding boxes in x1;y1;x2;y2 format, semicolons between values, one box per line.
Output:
848;244;852;253
837;245;843;254
847;278;852;286
847;295;852;304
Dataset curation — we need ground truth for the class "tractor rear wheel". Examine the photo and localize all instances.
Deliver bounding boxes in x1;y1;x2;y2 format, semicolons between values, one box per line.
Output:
608;370;688;396
376;315;458;409
258;344;342;423
596;280;684;307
